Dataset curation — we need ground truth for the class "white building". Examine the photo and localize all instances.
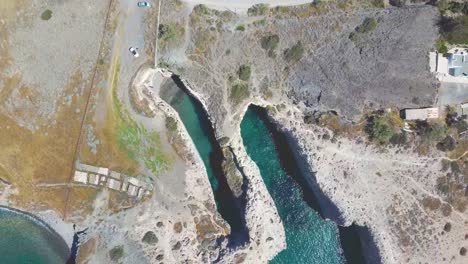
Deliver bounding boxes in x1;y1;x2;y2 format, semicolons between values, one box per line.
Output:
88;173;99;185
107;178;122;191
73;171;88;184
404;107;439;121
429;52;449;75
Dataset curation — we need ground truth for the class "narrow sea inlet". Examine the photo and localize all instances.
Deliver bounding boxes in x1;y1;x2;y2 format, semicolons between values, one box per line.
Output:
240;106;344;264
0;207;69;264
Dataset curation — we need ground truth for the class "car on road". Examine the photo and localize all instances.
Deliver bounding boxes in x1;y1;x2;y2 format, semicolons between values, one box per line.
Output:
129;47;139;58
137;2;151;7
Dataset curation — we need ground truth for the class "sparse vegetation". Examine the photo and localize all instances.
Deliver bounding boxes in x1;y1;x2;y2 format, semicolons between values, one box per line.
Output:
350;17;378;43
367;115;395;144
238;64;251;81
229;83;249;105
193;4;210;15
165;116;177;133
261;34;279;51
41;9;52;21
142;231;158;244
109;245;124;261
435;39;448;54
235;25;245;31
283;41;304;63
389;0;405;7
110;58;172;176
437;1;468;44
247;3;269;16
159;23;185;42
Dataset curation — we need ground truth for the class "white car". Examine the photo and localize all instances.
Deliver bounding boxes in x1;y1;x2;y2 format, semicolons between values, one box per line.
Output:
129;47;139;58
137;2;151;7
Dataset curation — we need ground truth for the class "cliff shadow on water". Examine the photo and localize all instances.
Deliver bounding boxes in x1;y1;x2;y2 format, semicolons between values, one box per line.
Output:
248;105;382;264
160;75;249;247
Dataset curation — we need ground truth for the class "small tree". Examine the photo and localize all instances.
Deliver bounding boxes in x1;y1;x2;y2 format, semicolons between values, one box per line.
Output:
368;116;394;144
238;65;251;81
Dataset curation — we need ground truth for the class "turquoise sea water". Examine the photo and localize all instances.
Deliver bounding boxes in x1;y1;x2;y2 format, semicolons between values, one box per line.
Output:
161;80;246;236
162;88;219;190
0;207;69;264
240;108;344;264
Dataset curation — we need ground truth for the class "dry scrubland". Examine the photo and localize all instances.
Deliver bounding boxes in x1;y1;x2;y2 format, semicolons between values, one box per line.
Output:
0;0;108;213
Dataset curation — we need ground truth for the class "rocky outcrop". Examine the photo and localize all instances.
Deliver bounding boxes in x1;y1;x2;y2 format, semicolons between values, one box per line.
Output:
221;147;245;198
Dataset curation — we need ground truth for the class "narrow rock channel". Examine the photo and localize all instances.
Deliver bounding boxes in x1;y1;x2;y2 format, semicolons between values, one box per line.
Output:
159;75;249;246
240;105;382;264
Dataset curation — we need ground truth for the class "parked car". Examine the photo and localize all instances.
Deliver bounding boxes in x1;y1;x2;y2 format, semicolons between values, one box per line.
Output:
137;2;151;7
129;47;139;58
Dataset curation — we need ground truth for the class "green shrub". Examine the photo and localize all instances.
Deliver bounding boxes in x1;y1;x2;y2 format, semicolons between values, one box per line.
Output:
41;9;52;20
428;122;448;141
438;15;468;44
236;25;245;31
436;39;448;54
238;65;251;81
371;0;385;8
389;0;405;7
142;231;158;244
247;3;269;16
261;34;279;51
109;246;124;261
283;41;304;63
159;23;185;41
194;4;210;15
368;116;395;144
253;18;267;26
356;17;378;34
165;116;177;132
229;83;249;104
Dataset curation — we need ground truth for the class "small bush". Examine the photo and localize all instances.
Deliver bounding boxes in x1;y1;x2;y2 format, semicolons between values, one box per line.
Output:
165;116;177;132
159;23;184;41
261;34;279;51
109;246;124;261
41;9;52;20
229;83;249;105
238;64;251;81
193;4;210;15
389;0;405;7
283;41;304;63
429;122;448;141
253;18;267;26
142;231;158;244
356;17;378;34
368;116;395;144
438;15;468;44
247;3;269;16
435;39;448;54
371;0;385;8
236;25;245;31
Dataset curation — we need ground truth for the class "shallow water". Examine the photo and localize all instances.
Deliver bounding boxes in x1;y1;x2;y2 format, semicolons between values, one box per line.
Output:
240;107;344;264
0;207;69;264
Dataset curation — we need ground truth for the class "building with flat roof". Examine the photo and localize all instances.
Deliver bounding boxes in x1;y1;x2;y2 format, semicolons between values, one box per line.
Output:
107;178;121;191
88;173;99;185
448;49;468;77
403;107;439;121
429;51;449;75
128;185;138;196
74;171;88;184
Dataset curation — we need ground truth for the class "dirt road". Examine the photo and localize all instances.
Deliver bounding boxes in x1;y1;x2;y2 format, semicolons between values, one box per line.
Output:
182;0;313;12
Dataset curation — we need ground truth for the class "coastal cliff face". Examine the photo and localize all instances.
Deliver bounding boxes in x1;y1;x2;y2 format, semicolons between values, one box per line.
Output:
267;105;466;264
158;1;438;137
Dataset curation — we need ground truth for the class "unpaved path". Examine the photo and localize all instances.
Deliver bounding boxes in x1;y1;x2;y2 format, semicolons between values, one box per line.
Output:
182;0;312;12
